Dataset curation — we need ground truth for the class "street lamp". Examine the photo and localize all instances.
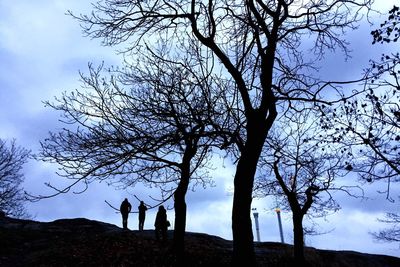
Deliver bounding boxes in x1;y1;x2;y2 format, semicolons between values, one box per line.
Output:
275;208;285;243
252;208;261;242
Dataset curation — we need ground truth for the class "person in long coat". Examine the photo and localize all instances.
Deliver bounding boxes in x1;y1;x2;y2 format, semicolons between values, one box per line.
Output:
154;205;168;241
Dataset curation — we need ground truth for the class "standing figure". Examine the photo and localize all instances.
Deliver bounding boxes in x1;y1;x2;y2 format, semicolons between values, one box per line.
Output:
120;198;132;229
138;201;148;231
154;205;168;242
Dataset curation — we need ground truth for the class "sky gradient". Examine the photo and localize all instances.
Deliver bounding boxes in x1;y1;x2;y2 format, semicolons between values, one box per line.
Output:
0;0;399;258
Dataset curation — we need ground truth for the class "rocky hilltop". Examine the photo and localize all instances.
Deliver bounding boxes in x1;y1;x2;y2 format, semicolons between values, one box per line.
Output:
0;216;399;266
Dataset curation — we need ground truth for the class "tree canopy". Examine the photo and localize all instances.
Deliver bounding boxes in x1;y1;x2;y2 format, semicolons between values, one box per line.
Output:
0;139;30;218
35;0;375;265
71;1;373;264
255;107;362;262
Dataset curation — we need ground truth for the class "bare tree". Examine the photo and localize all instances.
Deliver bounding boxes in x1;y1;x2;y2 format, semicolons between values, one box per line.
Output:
68;1;373;264
373;213;400;243
328;49;400;196
34;47;219;264
328;6;400;245
323;5;400;195
255;108;362;264
0;139;30;218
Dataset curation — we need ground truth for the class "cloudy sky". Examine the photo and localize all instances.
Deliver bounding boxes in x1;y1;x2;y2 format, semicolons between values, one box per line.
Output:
1;0;400;258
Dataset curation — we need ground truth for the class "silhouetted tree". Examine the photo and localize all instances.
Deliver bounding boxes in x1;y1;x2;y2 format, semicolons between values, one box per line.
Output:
373;213;400;243
0;139;30;218
324;5;400;195
35;48;218;264
325;6;400;245
69;1;373;264
371;5;400;44
255;108;361;264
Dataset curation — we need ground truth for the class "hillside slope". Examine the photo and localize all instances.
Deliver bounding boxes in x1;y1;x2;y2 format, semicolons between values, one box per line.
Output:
0;216;398;266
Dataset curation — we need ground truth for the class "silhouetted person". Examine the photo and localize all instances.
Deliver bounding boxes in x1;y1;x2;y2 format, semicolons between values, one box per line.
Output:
154;205;168;242
120;198;132;229
138;201;148;231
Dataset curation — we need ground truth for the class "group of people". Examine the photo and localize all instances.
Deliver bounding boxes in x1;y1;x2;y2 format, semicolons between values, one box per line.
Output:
119;198;169;241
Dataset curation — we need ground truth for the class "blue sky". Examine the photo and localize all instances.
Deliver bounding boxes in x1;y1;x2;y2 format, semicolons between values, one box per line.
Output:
1;0;400;258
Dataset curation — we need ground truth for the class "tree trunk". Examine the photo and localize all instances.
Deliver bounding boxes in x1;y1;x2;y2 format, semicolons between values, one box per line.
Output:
292;212;306;265
173;155;191;266
174;188;187;266
232;164;256;266
232;118;267;266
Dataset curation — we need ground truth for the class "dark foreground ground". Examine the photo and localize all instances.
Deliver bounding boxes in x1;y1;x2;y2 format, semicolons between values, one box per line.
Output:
0;216;399;267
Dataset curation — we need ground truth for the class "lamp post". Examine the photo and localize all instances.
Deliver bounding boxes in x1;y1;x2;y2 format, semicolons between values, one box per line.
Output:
252;208;261;242
275;208;285;243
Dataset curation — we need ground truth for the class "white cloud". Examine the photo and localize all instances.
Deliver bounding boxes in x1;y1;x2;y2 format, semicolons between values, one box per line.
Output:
307;209;400;257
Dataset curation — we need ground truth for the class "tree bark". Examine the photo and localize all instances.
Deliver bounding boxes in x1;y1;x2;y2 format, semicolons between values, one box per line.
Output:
173;174;189;266
292;212;306;266
232;117;268;266
173;147;193;266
